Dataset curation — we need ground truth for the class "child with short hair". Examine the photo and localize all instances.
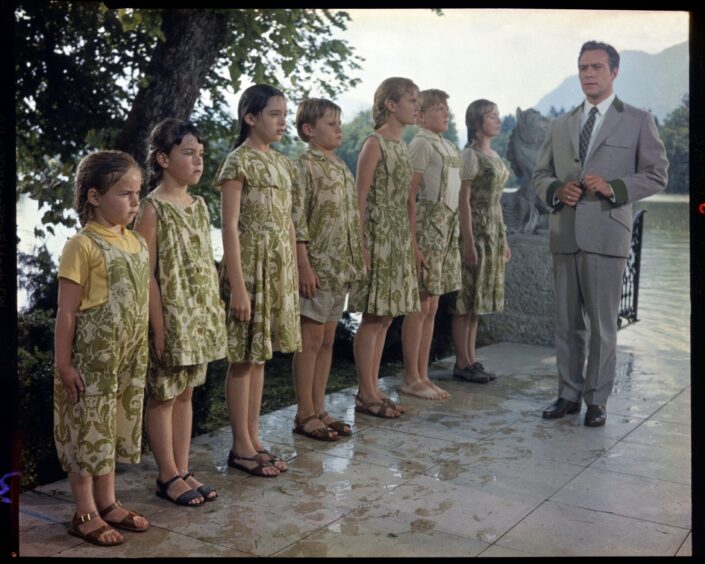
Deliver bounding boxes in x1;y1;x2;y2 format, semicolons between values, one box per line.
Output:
290;98;367;440
348;77;421;418
134;118;227;507
54;150;150;546
215;84;301;477
400;89;462;400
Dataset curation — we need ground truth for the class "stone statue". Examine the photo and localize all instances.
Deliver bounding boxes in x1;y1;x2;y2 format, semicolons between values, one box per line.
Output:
502;107;551;233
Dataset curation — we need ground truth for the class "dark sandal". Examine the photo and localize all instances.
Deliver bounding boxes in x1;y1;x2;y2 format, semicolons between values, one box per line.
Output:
68;510;123;546
256;449;289;472
319;411;352;436
227;450;278;477
354;395;401;418
98;500;149;532
381;397;405;414
182;472;217;501
293;414;339;441
155;474;205;506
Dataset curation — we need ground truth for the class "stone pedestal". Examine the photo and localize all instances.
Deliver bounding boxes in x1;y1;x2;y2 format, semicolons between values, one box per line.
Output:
479;231;556;346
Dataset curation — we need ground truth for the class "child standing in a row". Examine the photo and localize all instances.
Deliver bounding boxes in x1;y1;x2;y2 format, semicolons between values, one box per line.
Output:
134;118;227;505
348;77;421;418
290;98;366;440
54;150;150;546
215;84;301;476
401;89;462;400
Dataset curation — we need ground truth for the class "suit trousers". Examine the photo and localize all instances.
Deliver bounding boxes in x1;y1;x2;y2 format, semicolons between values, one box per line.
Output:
553;250;626;405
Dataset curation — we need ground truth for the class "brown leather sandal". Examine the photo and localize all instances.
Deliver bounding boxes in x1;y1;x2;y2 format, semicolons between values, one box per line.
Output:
98;500;149;532
354;395;401;418
381;397;406;414
293;414;339;441
318;411;352;436
68;510;124;546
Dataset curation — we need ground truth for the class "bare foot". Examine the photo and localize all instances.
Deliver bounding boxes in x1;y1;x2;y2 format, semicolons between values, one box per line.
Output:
399;381;447;400
421;378;451;399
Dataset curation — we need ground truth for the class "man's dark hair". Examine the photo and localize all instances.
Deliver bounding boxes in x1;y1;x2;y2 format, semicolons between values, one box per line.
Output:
579;41;620;70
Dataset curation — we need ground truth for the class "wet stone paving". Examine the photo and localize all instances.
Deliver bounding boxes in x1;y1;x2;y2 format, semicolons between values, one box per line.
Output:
20;331;691;557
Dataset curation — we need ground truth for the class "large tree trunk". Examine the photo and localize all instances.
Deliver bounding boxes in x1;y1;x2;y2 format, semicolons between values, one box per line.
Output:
115;10;228;166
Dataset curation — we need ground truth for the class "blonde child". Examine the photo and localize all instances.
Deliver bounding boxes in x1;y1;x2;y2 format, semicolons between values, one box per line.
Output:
400;89;462;400
54;150;150;546
452;99;512;383
348;77;421;418
291;98;367;440
134;118;227;506
215;84;301;476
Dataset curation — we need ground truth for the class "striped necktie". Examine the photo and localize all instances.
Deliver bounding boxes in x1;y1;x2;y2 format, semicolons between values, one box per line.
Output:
579;106;599;165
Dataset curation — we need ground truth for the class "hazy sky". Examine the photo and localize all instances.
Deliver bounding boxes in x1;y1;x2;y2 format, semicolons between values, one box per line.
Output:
327;9;689;144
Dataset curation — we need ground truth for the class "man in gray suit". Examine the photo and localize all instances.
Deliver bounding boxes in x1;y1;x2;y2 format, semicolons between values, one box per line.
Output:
533;40;668;427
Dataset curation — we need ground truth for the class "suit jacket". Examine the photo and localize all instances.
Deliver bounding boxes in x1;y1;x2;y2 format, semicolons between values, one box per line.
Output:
533;97;668;258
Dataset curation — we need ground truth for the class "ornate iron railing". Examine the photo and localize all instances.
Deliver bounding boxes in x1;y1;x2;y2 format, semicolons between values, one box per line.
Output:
618;210;646;328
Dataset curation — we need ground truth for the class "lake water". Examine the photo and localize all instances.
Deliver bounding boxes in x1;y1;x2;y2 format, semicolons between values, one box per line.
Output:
16;194;690;354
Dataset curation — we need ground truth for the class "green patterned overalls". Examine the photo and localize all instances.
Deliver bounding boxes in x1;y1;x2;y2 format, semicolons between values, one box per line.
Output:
348;133;420;317
415;134;463;296
53;229;149;476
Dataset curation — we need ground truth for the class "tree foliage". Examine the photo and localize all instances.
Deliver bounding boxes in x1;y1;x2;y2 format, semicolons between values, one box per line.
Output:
658;95;688;194
15;3;362;233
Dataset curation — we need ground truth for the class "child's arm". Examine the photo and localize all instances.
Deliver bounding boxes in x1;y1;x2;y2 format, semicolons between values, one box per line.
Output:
54;278;85;403
289;219;301;290
458;179;478;267
406;171;426;275
134;202;166;360
355;137;382;271
221;179;251;322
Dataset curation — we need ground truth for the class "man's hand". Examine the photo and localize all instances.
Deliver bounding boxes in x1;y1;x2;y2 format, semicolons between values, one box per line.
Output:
555;180;583;207
582;174;614;199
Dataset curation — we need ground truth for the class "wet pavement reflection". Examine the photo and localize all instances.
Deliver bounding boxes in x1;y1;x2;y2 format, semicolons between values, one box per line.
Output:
21;319;691;556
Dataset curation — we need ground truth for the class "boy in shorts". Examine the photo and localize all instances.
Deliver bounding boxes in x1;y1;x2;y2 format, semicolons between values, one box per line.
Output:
291;98;367;441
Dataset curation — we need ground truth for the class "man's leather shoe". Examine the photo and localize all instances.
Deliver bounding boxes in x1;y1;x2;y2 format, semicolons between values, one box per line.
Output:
542;398;581;419
584;404;606;427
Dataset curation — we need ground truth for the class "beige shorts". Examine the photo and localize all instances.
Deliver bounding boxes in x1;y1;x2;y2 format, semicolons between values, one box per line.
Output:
299;287;349;323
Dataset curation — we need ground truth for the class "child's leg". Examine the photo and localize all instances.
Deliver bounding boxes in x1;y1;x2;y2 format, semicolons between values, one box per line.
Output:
315;320;351;433
94;469;149;531
172;386;216;500
354;314;400;416
400;295;448;399
293;317;326;421
248;364;288;471
353;314;390;404
68;471;123;544
146;396;202;504
467;312;479;365
226;363;278;476
452;313;471;369
418;296;450;397
312;320;338;415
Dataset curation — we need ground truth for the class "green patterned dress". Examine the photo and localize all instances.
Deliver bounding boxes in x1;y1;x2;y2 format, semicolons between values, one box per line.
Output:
348;133;420;316
454;147;509;315
214;145;301;364
54;229;149;476
408;128;462;296
136;194;227;400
